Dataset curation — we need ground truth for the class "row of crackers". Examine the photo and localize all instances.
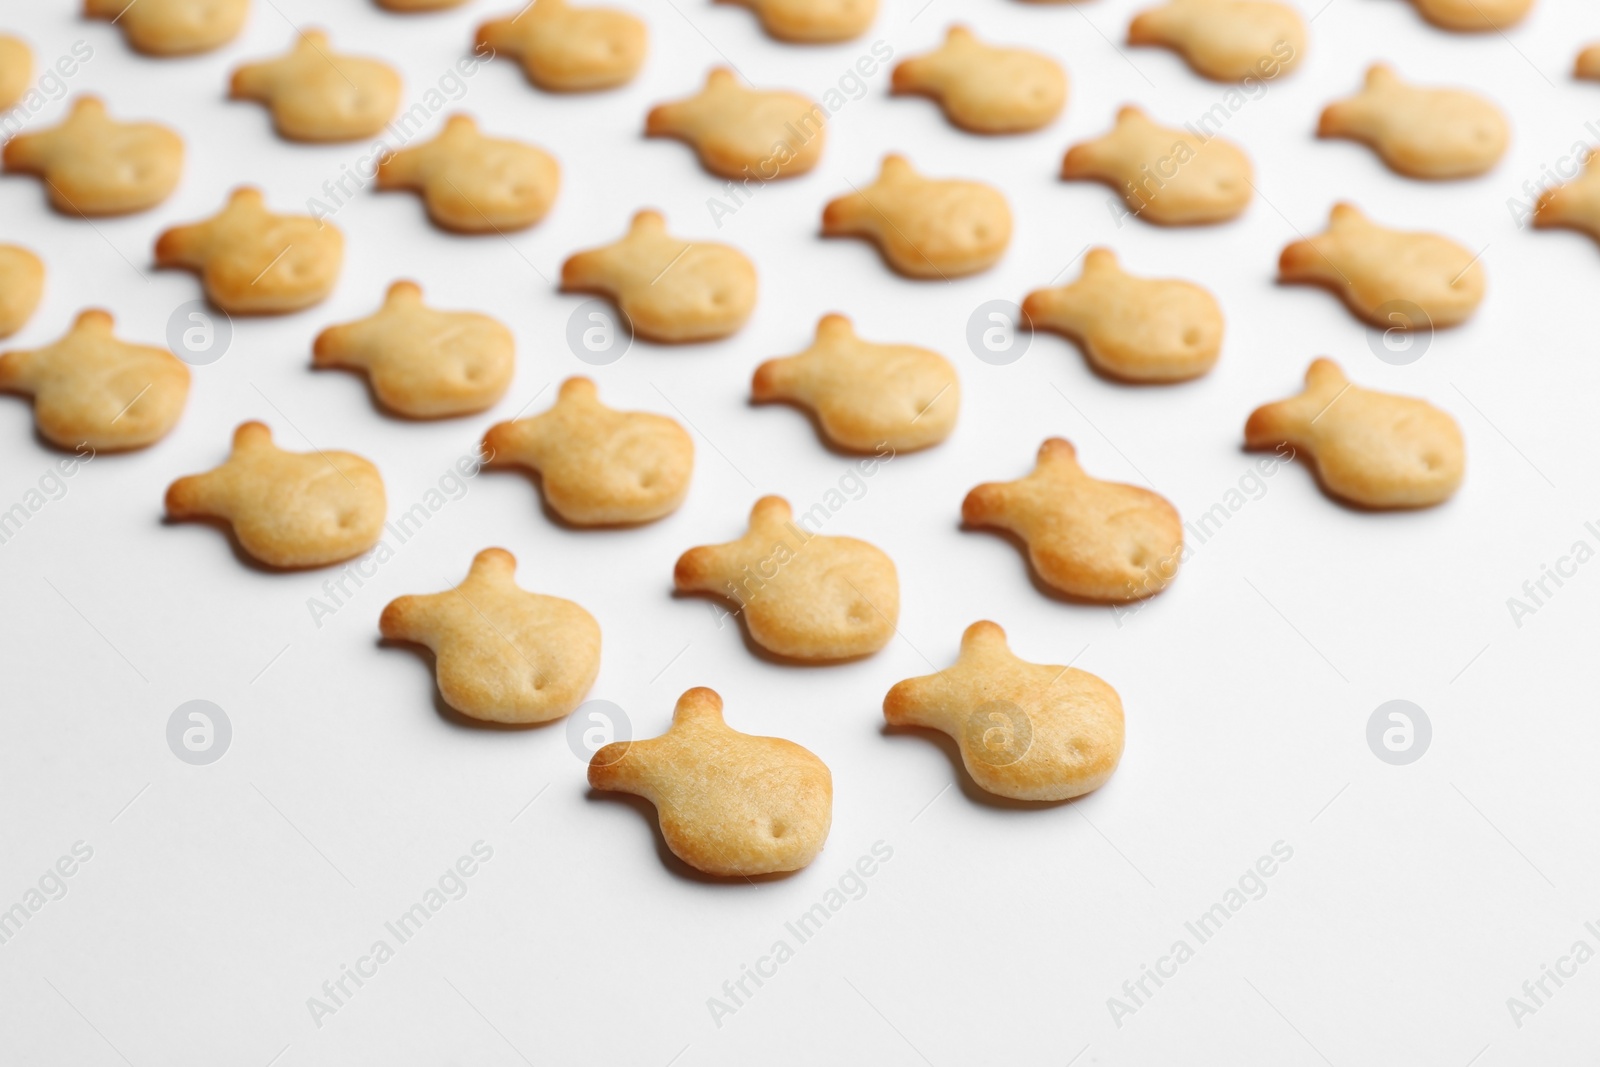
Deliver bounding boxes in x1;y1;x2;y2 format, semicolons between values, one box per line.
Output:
0;0;1571;878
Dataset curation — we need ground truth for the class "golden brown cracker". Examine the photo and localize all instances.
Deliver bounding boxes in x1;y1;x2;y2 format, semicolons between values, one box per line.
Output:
0;309;188;451
0;245;44;339
647;68;826;180
482;377;694;526
589;687;832;876
85;0;249;56
822;153;1011;277
1062;105;1252;225
752;313;959;451
230;30;401;142
963;437;1182;602
313;281;514;418
379;547;601;724
0;34;32;109
1535;149;1600;245
1578;44;1600;82
477;0;647;91
891;25;1066;133
1127;0;1304;81
1407;0;1532;31
560;209;757;343
375;114;560;233
154;187;344;314
3;96;184;216
1245;357;1464;508
1318;64;1507;179
721;0;877;42
1022;247;1222;382
884;621;1124;801
674;495;898;660
1278;202;1484;328
165;421;386;568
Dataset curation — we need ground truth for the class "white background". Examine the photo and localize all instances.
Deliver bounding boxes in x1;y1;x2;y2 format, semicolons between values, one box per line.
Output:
1;0;1598;1063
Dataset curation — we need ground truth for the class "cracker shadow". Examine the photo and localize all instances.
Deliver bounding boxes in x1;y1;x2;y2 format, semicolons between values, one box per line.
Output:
308;363;502;423
375;636;567;732
583;788;805;885
746;394;934;459
479;464;672;532
1031;332;1217;388
669;587;881;667
1237;442;1456;515
956;520;1162;608
158;513;330;575
881;723;1082;811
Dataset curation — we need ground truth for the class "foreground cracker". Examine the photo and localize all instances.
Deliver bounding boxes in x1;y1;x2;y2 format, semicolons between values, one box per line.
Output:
884;621;1123;801
85;0;249;56
3;97;183;215
477;0;647;91
1063;106;1252;225
589;687;832;876
723;0;876;42
752;313;959;451
891;26;1066;133
0;35;32;110
0;310;188;451
376;114;560;232
1534;150;1600;246
647;68;825;180
380;548;601;724
964;438;1182;602
230;31;400;142
675;496;898;660
561;210;757;342
1127;0;1303;81
1406;0;1532;31
1278;203;1484;328
823;154;1011;277
1579;45;1600;82
482;377;693;525
1245;358;1464;508
155;187;344;313
0;245;43;339
1318;64;1507;179
1023;247;1221;382
313;281;513;418
165;421;386;568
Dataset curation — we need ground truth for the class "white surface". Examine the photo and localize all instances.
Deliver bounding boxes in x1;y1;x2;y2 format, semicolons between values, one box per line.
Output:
2;0;1598;1063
